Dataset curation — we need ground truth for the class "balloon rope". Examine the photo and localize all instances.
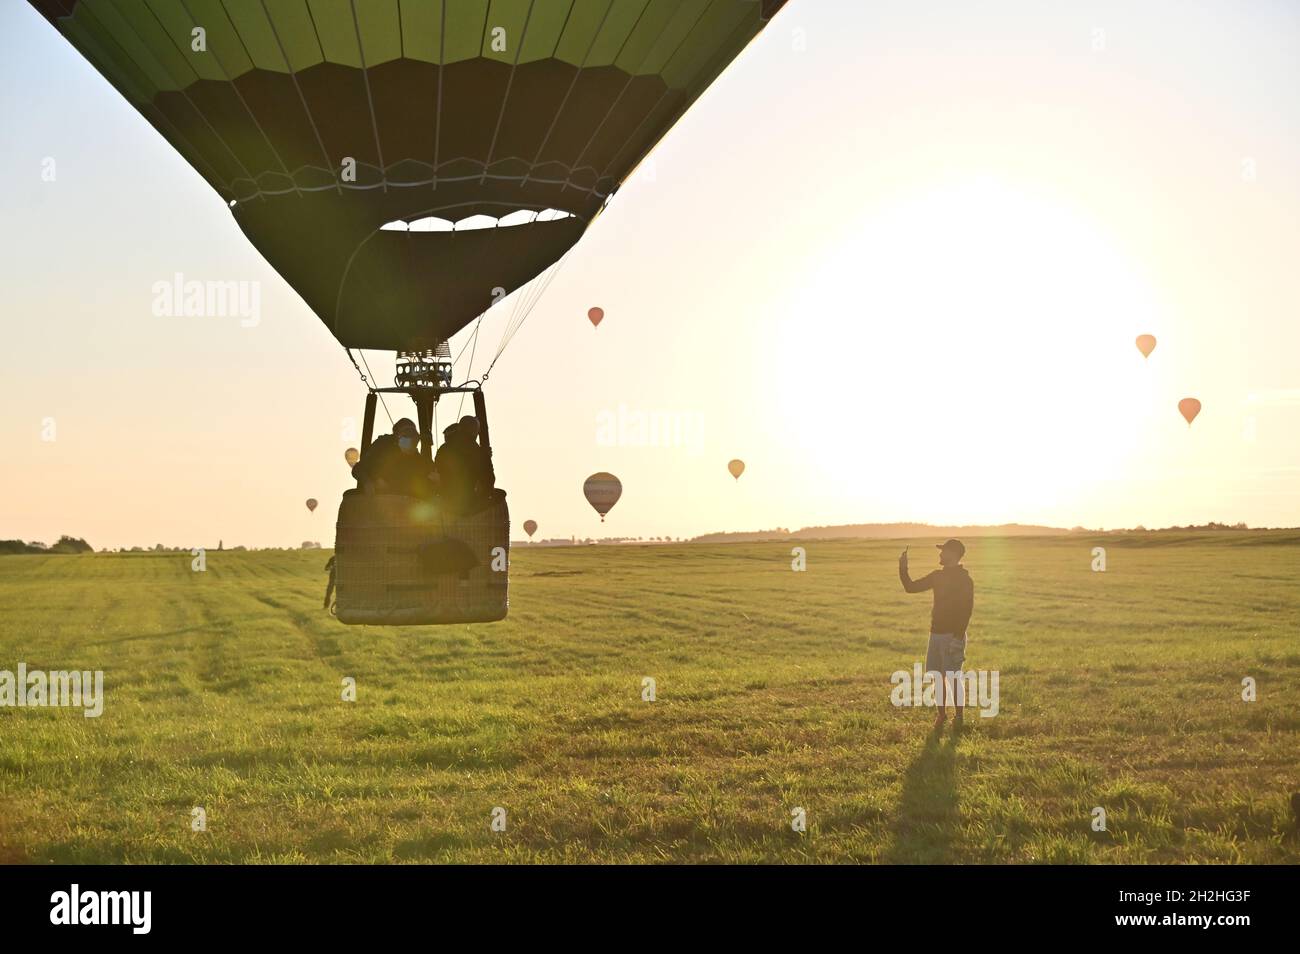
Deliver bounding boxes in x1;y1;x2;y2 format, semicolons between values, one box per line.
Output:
347;348;393;426
477;214;547;379
457;315;486;418
483;245;574;381
359;351;394;425
345;348;369;387
452;314;485;368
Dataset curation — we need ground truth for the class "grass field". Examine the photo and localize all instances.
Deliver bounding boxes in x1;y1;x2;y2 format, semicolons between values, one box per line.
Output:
0;533;1297;864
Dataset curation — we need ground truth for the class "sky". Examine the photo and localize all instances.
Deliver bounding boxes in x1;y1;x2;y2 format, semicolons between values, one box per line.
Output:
2;0;1299;549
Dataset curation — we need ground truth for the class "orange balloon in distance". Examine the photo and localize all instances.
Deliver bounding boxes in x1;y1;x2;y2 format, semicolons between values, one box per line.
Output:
523;519;538;539
1135;334;1156;358
583;472;622;522
344;447;360;467
587;307;604;328
305;498;318;512
1178;398;1202;426
728;459;745;480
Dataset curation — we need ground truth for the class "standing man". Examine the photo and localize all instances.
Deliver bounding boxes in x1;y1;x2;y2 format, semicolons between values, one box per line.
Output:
899;539;974;730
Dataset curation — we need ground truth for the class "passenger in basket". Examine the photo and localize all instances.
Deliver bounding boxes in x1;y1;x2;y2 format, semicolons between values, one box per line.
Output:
433;416;495;514
351;418;436;498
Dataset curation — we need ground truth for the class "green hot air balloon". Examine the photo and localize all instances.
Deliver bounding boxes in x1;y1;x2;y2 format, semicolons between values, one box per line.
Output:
29;0;788;350
30;0;788;624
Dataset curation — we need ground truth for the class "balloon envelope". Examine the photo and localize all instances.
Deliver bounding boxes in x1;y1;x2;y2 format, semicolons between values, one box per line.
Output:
523;519;538;539
1178;398;1202;425
30;1;788;351
344;447;360;467
728;459;745;480
1136;334;1156;358
305;498;318;512
583;473;622;522
588;307;604;328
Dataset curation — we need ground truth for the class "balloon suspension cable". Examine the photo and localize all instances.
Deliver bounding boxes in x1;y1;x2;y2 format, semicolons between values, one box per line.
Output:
477;244;576;387
454;315;486;418
346;348;393;426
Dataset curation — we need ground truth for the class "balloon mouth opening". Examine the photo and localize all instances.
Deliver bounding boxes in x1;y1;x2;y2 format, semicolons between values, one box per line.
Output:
380;208;577;233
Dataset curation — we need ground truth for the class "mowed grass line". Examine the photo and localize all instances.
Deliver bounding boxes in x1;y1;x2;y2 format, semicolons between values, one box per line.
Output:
0;533;1296;863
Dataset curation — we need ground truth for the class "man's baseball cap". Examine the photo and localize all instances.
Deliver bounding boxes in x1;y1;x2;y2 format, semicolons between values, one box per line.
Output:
936;538;966;558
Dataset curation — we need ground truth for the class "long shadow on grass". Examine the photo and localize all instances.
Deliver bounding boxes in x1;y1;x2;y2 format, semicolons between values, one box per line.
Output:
885;728;960;863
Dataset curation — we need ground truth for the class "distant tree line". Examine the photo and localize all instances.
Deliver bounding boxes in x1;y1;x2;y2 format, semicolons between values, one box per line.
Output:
691;528;792;543
1090;522;1251;533
0;535;93;555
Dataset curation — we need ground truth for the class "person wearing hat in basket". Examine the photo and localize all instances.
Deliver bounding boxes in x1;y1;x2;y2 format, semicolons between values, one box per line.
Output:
351;417;436;499
899;538;974;730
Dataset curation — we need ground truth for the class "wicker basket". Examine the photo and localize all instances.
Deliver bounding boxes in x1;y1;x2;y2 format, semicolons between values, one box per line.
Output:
332;490;509;624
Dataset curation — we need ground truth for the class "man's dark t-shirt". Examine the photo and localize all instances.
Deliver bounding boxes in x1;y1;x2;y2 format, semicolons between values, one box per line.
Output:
351;435;433;498
899;563;974;635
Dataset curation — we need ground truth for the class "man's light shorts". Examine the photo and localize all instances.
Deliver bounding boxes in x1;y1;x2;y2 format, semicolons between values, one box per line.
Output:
925;632;967;675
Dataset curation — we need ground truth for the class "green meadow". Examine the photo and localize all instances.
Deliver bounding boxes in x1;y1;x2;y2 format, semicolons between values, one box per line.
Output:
0;532;1296;864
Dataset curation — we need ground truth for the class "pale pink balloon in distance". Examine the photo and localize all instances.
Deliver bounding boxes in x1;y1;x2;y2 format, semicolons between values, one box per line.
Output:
1178;398;1201;426
1135;334;1156;358
583;472;622;522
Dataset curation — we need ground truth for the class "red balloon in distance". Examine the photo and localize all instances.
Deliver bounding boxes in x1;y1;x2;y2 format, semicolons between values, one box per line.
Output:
523;519;538;539
1178;398;1201;426
1136;334;1156;358
305;498;318;512
588;307;604;328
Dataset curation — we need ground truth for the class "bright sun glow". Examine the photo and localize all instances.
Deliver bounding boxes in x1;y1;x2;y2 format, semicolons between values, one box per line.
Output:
772;176;1167;524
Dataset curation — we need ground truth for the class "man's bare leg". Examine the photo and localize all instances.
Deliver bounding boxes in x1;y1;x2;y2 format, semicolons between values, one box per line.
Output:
953;670;965;727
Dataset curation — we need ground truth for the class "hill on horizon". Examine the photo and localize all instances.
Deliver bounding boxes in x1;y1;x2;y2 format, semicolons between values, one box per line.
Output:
690;523;1069;543
689;520;1285;544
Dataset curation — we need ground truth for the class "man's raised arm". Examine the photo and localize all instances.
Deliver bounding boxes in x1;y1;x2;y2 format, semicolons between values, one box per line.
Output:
899;551;935;593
